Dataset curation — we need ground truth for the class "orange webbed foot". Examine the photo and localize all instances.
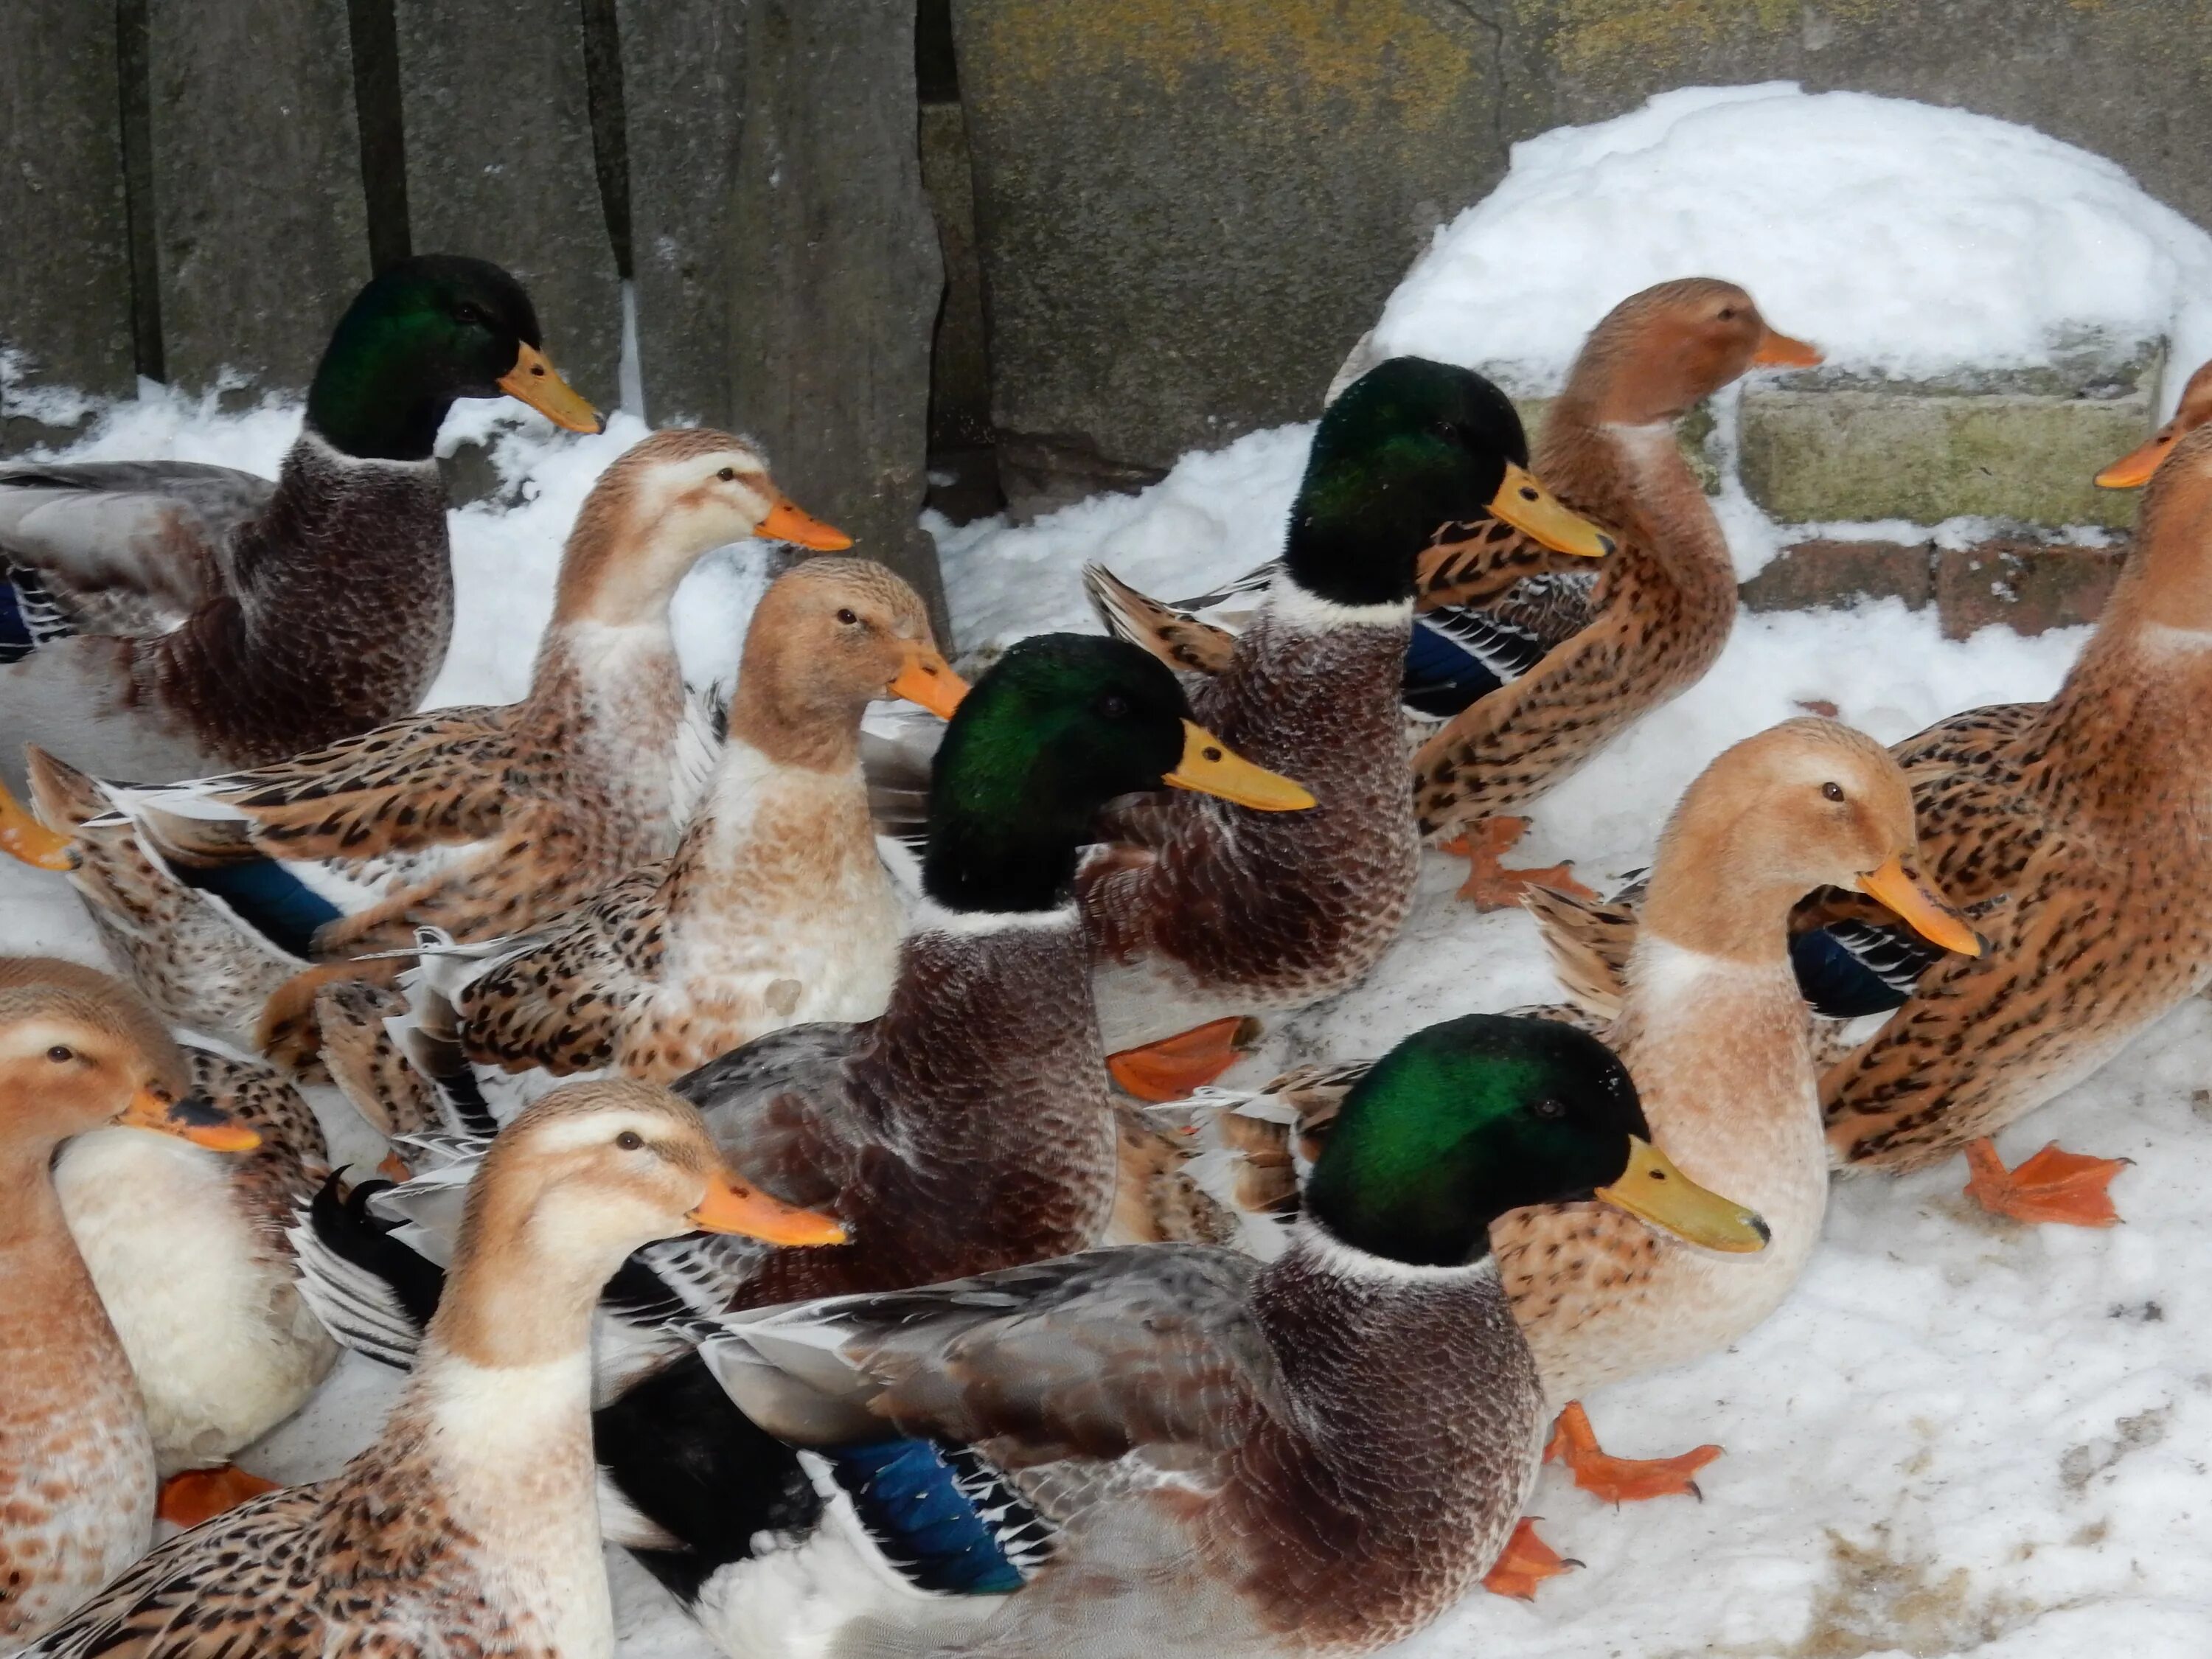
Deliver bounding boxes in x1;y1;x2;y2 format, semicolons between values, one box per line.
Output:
1481;1517;1580;1599
1441;816;1598;912
377;1150;414;1183
1964;1138;2129;1228
158;1464;282;1528
1545;1400;1720;1503
1106;1017;1261;1102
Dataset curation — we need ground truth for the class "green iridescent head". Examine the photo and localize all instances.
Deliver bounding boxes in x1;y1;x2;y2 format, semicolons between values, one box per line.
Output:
922;634;1312;914
305;254;600;462
1287;358;1613;608
1304;1015;1770;1268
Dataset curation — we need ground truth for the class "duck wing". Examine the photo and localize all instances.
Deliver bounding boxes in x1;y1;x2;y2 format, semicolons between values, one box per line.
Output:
0;461;271;645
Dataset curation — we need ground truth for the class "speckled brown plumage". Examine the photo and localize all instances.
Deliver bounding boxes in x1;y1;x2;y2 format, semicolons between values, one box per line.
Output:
0;440;453;792
1822;434;2212;1168
1081;608;1421;1053
1411;279;1815;839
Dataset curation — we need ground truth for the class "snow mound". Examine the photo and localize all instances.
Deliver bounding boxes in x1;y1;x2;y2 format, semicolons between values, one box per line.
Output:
1364;83;2212;397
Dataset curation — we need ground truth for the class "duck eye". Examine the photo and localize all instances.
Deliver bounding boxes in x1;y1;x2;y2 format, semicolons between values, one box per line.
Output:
1433;419;1461;444
835;608;859;626
46;1045;73;1064
453;302;487;327
1822;782;1846;802
1717;306;1738;321
1532;1097;1566;1121
717;467;737;481
1097;692;1130;719
616;1130;644;1151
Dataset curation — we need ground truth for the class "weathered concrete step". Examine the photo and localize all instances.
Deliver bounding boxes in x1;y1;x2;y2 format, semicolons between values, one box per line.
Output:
1738;341;2162;532
1739;536;2124;639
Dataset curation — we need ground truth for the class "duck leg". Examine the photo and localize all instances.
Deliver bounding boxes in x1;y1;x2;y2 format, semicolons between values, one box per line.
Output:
1442;816;1598;911
1546;1401;1719;1503
1481;1517;1580;1599
1963;1138;2129;1227
1105;1017;1261;1102
158;1464;283;1528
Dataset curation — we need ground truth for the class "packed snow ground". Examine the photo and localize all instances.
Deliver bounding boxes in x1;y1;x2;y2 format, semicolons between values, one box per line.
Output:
8;81;2212;1659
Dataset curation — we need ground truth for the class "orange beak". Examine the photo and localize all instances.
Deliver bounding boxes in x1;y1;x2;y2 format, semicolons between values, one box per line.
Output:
886;647;968;720
755;496;854;552
496;342;604;434
1856;854;1981;959
1753;329;1824;369
0;778;72;872
689;1169;849;1246
2096;427;2175;489
120;1087;260;1152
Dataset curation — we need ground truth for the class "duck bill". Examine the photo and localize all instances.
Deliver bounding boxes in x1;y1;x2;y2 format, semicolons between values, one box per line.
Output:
754;495;855;552
689;1170;849;1246
0;779;72;872
1855;854;1981;958
1752;329;1824;368
497;342;604;434
120;1088;260;1152
1164;720;1316;812
1487;462;1616;560
2095;429;2172;489
886;647;969;720
1595;1137;1769;1253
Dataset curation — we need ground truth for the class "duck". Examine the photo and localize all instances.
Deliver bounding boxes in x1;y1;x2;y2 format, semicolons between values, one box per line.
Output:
1079;357;1616;1099
0;256;605;794
5;426;852;1065
1141;719;1978;1581
1405;278;1820;908
287;634;1317;1604
51;998;338;1531
680;1015;1766;1658
17;1078;845;1659
312;556;966;1133
0;956;260;1652
2093;355;2212;488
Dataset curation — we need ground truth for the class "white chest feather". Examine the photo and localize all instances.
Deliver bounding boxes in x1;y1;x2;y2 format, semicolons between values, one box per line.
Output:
53;1128;333;1473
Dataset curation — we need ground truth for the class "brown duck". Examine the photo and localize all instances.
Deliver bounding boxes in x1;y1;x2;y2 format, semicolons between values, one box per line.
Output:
0;257;602;793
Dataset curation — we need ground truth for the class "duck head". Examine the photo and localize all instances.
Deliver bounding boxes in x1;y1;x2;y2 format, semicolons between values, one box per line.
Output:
2097;358;2212;489
551;428;851;627
1642;717;1980;961
921;634;1313;914
1288;358;1615;610
1565;278;1822;427
0;958;257;1157
1302;1013;1769;1269
731;560;967;758
306;254;603;461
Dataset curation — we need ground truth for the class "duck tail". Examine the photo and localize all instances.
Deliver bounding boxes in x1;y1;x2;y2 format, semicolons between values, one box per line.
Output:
288;1172;445;1366
1522;883;1635;1020
1081;563;1237;675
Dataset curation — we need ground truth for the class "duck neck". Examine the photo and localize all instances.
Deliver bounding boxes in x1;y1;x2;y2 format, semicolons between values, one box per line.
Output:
305;338;457;463
1540;394;1732;604
0;1132;125;1377
723;672;867;776
1636;830;1805;967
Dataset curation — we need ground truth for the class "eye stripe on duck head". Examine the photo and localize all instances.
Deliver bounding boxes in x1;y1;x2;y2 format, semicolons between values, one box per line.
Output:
0;956;189;1087
1287;358;1537;611
552;428;779;624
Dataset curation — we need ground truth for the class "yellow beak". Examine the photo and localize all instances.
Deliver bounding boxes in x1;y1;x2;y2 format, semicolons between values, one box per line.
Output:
496;342;603;434
1855;854;1981;958
1486;462;1615;560
689;1169;849;1246
0;778;72;871
120;1087;260;1152
1595;1136;1770;1253
886;648;969;720
2096;428;2174;489
1164;720;1316;812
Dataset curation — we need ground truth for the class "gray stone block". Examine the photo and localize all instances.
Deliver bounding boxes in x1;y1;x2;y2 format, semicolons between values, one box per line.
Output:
726;0;946;636
616;0;745;428
0;0;133;450
396;0;621;403
953;0;1505;473
145;0;371;394
1738;342;2160;530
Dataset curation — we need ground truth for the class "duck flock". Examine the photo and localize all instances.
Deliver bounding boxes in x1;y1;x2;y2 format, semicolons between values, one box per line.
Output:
0;251;2202;1659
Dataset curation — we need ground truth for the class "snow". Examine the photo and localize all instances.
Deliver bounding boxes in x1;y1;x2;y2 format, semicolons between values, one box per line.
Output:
9;82;2212;1659
1363;83;2212;406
